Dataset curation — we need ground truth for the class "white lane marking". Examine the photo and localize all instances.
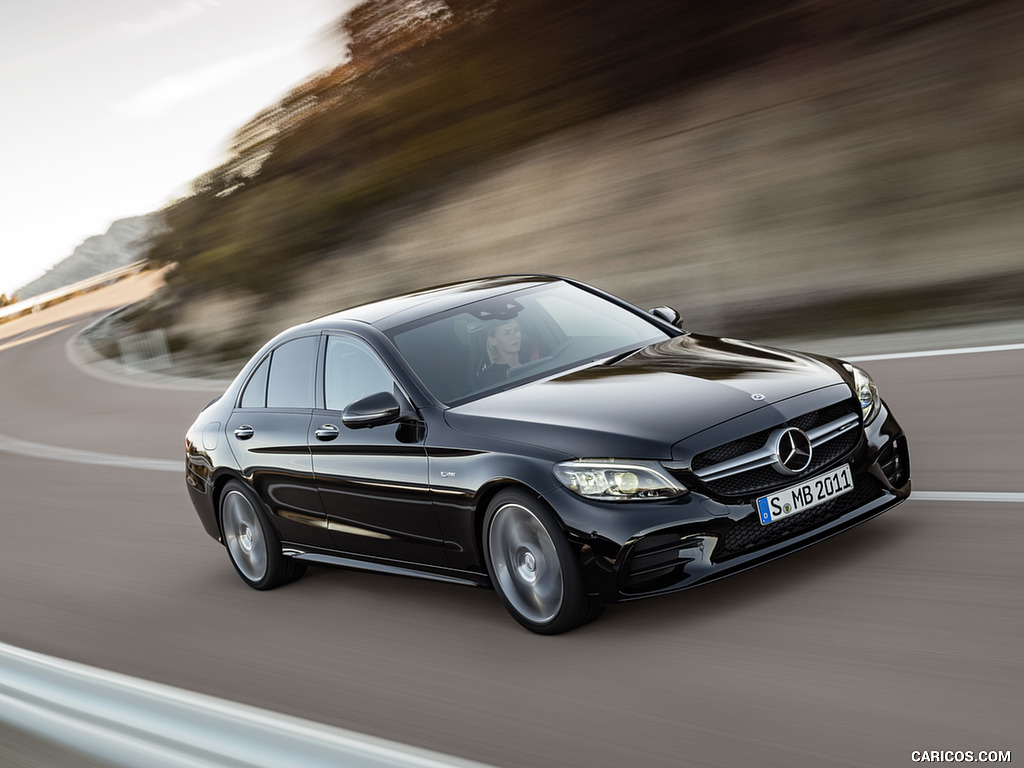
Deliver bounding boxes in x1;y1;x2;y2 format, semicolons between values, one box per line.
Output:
912;491;1024;504
847;342;1024;362
0;432;179;472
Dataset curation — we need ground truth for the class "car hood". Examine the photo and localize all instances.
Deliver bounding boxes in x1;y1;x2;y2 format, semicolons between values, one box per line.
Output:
444;334;847;458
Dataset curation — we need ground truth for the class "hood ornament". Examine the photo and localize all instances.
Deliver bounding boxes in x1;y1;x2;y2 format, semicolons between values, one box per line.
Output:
751;393;766;401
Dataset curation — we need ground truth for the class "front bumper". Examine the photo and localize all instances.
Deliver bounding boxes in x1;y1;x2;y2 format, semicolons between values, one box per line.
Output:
549;403;910;604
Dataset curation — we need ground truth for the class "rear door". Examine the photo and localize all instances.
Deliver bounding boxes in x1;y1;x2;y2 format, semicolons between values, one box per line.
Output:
226;335;330;548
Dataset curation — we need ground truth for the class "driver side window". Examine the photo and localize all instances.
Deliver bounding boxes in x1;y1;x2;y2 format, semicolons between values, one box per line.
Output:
325;335;397;412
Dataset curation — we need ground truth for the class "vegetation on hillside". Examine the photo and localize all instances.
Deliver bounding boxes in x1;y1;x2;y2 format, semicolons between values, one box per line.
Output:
149;0;1004;299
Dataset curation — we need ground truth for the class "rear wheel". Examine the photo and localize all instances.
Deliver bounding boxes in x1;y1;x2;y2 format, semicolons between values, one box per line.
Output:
483;489;597;634
219;480;305;590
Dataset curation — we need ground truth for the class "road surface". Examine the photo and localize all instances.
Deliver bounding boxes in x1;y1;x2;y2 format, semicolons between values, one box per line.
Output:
0;276;1019;767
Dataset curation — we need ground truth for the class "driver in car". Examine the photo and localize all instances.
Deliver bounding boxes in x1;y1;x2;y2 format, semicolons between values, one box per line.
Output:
476;319;524;386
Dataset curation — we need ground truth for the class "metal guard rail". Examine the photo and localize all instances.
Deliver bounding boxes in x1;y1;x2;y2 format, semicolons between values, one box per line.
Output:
0;260;151;323
0;641;492;768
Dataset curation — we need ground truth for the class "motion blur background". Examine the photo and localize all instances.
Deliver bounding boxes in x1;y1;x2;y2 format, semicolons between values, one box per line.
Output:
2;3;1022;766
4;0;1023;363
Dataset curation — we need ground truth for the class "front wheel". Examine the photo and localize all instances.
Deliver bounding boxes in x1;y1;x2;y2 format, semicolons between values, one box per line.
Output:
483;489;597;634
219;480;305;590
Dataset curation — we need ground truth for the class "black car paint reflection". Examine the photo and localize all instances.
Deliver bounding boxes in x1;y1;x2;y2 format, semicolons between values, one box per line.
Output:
185;275;910;634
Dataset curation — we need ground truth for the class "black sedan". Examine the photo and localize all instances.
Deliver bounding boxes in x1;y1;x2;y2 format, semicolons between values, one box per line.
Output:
185;275;910;634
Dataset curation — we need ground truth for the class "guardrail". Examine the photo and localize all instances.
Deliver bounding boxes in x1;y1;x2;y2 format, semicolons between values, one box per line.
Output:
0;260;152;324
0;641;493;768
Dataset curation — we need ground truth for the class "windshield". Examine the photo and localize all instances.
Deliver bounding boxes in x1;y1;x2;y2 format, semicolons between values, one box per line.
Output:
388;281;670;405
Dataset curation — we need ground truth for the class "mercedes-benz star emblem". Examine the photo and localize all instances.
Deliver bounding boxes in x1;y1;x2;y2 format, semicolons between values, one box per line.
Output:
771;427;813;475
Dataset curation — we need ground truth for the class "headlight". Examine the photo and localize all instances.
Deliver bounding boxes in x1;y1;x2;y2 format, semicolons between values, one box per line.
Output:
553;460;687;501
846;364;881;424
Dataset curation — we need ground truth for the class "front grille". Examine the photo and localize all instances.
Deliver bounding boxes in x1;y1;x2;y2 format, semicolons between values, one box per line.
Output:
713;474;885;562
688;400;860;499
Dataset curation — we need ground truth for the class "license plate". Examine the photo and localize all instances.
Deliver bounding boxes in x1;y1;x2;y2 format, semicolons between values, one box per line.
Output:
756;464;854;525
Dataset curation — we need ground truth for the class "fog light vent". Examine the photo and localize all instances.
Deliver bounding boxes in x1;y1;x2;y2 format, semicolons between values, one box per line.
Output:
624;535;714;592
878;436;910;487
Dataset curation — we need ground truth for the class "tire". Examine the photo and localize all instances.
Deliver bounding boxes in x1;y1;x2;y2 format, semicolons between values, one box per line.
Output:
219;480;305;590
482;489;597;634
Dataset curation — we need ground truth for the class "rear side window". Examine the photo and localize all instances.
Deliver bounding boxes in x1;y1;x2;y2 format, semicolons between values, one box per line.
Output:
266;336;318;408
239;355;270;408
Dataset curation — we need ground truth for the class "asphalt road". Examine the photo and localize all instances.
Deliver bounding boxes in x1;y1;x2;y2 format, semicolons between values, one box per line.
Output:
1;277;1020;768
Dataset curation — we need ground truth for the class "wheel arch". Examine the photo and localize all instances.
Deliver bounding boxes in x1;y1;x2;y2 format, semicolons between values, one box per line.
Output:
210;469;247;543
472;478;571;562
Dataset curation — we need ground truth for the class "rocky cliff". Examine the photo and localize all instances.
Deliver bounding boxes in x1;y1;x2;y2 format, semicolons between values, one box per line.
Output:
15;215;162;300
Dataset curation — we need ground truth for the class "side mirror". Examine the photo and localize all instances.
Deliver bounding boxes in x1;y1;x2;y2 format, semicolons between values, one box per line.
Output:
649;306;684;328
342;391;402;429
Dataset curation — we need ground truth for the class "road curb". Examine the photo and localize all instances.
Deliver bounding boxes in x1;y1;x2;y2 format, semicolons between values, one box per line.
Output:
67;306;232;392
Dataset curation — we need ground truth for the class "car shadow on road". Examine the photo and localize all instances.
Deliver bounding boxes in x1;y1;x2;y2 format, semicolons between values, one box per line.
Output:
235;510;918;638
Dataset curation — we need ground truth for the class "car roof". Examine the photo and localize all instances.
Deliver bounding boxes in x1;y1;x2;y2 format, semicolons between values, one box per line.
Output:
303;274;566;332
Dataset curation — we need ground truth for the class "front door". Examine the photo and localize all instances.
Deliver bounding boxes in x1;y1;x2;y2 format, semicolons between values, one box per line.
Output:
310;334;446;566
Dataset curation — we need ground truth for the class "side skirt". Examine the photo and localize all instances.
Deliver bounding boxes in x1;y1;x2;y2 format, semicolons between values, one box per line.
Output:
281;546;492;589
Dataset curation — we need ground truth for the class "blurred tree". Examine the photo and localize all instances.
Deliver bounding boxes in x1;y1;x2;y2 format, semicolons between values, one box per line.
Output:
148;0;1004;299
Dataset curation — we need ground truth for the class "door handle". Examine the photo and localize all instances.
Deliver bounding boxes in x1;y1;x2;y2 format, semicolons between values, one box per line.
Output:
233;425;254;440
315;424;340;441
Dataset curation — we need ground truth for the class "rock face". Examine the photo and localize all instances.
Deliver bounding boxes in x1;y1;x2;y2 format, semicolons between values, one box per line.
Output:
15;215;162;300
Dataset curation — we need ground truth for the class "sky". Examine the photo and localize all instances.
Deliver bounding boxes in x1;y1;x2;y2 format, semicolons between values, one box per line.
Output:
0;0;357;298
